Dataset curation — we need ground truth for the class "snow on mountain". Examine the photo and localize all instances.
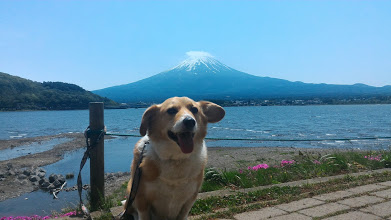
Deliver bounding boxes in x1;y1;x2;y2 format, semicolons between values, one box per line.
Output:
170;51;233;73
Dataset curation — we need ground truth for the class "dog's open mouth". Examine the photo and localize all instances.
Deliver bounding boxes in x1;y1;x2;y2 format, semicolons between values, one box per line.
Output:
168;131;195;154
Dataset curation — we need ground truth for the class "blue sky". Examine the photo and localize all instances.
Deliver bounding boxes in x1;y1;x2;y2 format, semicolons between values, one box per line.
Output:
1;1;390;91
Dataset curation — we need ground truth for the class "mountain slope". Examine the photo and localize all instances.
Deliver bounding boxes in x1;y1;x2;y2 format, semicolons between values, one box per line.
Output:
0;72;118;110
93;52;391;103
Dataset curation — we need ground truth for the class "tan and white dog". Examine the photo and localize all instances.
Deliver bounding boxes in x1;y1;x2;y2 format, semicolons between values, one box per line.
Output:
124;97;225;220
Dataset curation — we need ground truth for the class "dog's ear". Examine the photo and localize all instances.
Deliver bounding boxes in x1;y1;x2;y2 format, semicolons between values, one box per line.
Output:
140;105;159;136
199;101;225;123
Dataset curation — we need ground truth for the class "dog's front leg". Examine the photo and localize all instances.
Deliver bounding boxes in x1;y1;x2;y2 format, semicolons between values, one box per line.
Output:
134;198;151;220
176;192;198;220
137;210;150;220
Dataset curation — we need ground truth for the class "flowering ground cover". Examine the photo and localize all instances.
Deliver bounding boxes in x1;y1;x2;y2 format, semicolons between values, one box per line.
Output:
191;171;391;218
1;211;76;220
201;150;391;192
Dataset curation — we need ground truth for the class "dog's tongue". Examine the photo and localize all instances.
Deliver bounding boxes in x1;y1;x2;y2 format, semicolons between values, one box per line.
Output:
177;132;194;154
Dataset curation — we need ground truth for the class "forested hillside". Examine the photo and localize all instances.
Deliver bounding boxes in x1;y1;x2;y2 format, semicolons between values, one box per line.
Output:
0;72;118;111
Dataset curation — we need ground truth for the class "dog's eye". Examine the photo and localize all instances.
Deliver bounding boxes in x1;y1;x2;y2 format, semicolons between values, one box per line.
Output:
167;108;178;115
190;107;198;114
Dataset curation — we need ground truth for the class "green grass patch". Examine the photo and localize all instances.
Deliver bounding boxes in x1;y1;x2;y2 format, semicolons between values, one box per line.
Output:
192;186;300;215
202;150;391;192
192;171;391;219
86;181;128;213
78;149;391;219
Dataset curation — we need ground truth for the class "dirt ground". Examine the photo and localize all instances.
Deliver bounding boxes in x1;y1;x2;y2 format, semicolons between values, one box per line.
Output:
207;146;347;171
0;134;345;201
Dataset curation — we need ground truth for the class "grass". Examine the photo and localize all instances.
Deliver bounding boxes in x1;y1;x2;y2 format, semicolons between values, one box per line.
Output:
191;186;301;215
201;149;391;192
75;149;391;219
81;181;128;219
193;171;391;219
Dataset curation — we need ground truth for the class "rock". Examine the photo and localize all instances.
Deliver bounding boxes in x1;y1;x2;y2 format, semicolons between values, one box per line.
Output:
57;175;66;184
7;170;15;176
49;174;58;183
110;206;125;218
47;184;56;190
38;178;45;185
22;169;31;176
29;175;39;182
90;211;104;220
65;173;74;179
40;181;50;188
39;178;49;188
13;169;21;175
6;163;13;170
34;168;46;176
53;180;62;188
19;179;29;185
37;172;46;178
17;174;28;180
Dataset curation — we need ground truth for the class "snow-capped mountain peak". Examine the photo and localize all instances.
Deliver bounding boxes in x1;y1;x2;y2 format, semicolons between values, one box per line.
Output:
171;51;233;72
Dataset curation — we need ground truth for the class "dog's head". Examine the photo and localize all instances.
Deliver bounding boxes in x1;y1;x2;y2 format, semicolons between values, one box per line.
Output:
139;97;225;154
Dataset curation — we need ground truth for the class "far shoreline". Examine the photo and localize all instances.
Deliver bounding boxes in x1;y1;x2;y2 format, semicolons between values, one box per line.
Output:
1;102;391;112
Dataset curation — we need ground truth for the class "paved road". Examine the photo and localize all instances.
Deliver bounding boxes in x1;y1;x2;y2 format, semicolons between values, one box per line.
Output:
230;181;391;220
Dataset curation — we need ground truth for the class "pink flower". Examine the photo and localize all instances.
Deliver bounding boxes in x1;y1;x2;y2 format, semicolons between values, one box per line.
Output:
365;154;382;161
2;211;77;220
248;163;269;171
280;160;295;167
313;160;321;165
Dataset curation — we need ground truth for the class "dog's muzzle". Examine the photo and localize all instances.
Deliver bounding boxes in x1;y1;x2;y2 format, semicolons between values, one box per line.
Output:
168;117;196;154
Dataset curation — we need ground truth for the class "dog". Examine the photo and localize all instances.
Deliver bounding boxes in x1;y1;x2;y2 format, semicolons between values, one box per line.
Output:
124;97;225;220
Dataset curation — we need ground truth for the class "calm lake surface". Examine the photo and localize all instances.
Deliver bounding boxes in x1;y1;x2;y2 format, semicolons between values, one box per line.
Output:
1;104;391;215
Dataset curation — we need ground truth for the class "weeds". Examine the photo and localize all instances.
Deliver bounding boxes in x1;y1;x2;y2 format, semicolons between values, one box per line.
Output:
192;171;391;218
202;150;391;192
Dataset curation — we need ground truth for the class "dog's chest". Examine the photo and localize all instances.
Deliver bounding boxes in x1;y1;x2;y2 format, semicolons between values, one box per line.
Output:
146;159;201;217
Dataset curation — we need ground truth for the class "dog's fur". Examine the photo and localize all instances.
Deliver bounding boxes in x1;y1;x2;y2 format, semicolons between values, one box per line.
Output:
124;97;225;220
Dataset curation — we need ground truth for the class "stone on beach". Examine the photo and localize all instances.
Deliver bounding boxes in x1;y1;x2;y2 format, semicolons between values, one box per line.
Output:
49;174;58;183
29;175;39;182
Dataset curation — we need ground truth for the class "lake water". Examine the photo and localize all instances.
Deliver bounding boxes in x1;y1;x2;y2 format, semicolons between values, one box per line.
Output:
2;105;391;145
1;104;391;216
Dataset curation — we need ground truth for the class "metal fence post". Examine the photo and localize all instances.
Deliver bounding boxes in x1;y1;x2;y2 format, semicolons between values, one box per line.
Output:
89;102;104;210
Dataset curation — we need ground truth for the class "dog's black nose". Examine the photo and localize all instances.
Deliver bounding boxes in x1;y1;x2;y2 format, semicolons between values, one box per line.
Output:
183;117;196;129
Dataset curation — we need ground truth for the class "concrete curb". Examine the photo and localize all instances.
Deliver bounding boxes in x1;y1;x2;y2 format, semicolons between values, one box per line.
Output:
197;168;391;199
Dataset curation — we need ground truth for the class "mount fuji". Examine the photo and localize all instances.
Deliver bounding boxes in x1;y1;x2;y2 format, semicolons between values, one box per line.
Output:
93;51;391;103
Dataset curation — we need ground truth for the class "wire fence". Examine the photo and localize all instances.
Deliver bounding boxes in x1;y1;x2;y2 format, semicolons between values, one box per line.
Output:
104;132;391;142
